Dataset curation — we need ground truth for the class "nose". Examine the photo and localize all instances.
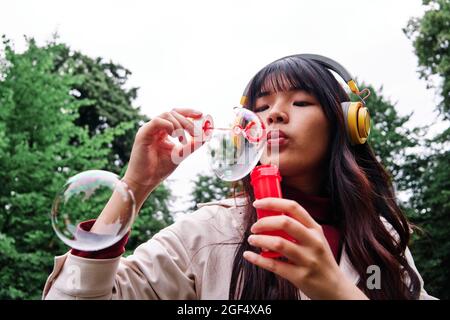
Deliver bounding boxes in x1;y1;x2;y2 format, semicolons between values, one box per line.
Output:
266;105;288;125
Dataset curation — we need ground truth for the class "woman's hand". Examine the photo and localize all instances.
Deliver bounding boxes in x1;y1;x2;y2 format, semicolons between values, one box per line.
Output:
243;197;368;300
92;108;204;234
123;108;204;199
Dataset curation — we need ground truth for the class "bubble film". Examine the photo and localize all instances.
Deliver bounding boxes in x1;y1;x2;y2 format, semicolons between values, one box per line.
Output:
51;170;136;251
206;107;266;181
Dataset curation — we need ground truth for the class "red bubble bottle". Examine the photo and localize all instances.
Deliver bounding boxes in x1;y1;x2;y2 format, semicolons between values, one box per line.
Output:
250;164;297;258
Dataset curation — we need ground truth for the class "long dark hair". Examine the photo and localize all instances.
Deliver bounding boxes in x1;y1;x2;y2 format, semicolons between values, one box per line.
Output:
228;56;421;300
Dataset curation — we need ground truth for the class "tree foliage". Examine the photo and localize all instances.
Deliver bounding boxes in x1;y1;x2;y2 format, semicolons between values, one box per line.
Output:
0;38;172;299
188;173;235;211
403;0;450;299
404;0;450;120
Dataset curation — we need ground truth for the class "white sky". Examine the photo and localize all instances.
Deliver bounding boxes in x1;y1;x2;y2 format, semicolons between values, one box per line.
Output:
1;0;445;215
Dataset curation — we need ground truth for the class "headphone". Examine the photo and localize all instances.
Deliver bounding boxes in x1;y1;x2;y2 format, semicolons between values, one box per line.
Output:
239;54;372;145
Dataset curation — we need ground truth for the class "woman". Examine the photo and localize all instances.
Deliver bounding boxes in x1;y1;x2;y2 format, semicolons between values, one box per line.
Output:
43;55;435;300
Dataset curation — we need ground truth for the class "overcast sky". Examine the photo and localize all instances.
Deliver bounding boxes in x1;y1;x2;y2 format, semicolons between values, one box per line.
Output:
1;0;443;215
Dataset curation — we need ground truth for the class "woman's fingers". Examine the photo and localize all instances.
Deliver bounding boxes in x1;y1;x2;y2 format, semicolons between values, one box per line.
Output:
253;198;320;230
139;108;204;147
170;109;196;138
172;108;203;119
160;111;187;144
243;250;297;283
138;117;175;141
250;215;318;247
247;234;306;265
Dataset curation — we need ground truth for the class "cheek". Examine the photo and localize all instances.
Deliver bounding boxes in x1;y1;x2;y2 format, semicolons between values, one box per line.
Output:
291;109;330;161
258;108;331;172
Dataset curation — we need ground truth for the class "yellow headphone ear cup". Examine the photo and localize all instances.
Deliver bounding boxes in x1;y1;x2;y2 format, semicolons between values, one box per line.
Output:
357;106;371;139
341;101;370;145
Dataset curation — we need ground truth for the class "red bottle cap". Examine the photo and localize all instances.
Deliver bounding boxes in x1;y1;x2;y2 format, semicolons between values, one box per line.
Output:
250;164;282;199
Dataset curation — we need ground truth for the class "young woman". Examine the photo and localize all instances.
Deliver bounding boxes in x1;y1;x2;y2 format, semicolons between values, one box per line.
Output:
43;55;435;300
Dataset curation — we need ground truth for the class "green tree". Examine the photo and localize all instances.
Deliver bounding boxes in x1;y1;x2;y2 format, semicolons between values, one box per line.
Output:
51;42;147;170
189;173;235;211
0;38;119;298
404;0;450;120
403;0;450;299
352;83;421;190
47;40;175;252
0;38;171;298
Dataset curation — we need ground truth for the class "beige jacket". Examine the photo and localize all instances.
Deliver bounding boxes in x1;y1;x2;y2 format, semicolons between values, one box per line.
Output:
42;197;436;300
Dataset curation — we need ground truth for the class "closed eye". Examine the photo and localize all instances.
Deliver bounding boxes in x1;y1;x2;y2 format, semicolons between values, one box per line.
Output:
254;101;313;112
293;101;313;107
254;105;269;113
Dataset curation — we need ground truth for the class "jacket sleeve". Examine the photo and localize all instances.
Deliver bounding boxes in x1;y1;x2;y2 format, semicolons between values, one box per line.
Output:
42;226;198;300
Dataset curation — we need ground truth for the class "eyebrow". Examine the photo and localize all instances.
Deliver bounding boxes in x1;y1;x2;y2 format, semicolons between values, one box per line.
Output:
256;91;271;98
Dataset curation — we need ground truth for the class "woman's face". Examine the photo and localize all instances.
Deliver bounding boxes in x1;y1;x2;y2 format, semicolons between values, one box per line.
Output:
254;88;331;180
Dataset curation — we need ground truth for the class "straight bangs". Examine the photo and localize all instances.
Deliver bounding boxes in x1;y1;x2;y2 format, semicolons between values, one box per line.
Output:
249;58;319;104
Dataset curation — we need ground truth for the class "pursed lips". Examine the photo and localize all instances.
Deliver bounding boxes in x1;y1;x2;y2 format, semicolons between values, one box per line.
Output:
267;129;288;139
267;129;289;146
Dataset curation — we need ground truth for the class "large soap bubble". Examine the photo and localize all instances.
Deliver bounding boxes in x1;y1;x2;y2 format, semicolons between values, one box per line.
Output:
51;170;136;251
205;107;267;181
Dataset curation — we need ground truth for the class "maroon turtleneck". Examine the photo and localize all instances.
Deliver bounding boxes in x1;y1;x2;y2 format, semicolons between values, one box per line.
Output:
281;182;342;263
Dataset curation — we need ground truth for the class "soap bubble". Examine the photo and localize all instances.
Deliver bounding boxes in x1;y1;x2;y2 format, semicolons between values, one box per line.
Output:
206;107;266;181
51;170;136;251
